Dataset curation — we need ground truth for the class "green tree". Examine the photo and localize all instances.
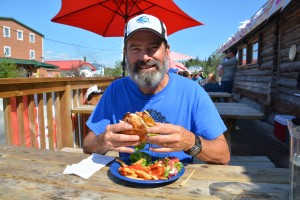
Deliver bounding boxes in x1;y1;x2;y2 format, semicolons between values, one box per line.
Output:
104;61;123;77
185;56;201;68
205;50;222;75
0;60;19;78
184;50;223;77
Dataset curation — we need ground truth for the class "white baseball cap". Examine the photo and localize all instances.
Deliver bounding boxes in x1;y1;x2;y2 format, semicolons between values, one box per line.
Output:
124;14;168;43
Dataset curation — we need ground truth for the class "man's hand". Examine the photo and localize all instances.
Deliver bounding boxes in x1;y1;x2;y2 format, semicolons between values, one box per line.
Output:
83;122;141;154
104;122;142;153
146;122;194;152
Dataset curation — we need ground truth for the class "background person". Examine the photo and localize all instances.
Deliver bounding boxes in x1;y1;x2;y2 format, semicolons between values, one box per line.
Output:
203;73;221;92
178;70;191;79
217;50;229;78
83;14;230;165
192;72;202;85
220;46;238;96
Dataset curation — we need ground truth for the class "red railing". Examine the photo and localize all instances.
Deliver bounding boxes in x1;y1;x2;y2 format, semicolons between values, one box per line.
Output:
0;77;116;150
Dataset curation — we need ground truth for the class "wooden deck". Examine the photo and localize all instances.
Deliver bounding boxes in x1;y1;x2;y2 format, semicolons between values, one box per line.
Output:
231;119;289;168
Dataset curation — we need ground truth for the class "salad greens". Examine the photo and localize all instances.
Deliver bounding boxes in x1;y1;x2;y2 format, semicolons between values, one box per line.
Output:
129;151;152;166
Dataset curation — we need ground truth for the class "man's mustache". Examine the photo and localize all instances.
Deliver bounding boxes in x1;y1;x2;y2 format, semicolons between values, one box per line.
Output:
134;59;161;71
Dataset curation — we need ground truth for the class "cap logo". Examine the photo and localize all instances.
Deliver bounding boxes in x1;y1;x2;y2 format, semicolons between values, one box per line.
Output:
136;16;150;24
124;14;168;43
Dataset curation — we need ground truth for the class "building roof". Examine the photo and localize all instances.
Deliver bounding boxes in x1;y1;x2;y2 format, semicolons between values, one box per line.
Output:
45;60;96;71
0;57;58;69
0;16;44;36
218;0;293;52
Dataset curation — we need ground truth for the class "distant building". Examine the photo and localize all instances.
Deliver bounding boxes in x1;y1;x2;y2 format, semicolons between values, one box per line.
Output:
188;66;203;73
91;63;105;76
46;60;97;77
0;16;59;77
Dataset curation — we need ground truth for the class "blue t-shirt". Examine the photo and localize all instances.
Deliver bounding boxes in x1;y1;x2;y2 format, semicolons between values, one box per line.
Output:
86;73;226;163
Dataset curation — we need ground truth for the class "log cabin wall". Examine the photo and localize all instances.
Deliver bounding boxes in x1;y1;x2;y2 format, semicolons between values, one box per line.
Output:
232;0;300;118
233;20;277;113
274;1;300;116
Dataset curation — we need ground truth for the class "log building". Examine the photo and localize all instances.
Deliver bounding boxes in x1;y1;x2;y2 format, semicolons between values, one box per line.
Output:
219;0;300;120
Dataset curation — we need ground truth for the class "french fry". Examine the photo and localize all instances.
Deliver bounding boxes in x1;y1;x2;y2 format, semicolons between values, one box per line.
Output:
134;169;152;180
123;167;136;175
133;158;144;165
158;176;168;180
116;158;128;167
150;174;159;180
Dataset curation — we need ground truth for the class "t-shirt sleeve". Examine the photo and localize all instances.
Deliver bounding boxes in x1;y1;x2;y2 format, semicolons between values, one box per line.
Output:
193;87;227;140
86;86;112;135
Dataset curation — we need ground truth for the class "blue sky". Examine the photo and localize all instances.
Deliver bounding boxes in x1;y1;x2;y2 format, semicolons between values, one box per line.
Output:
1;0;267;66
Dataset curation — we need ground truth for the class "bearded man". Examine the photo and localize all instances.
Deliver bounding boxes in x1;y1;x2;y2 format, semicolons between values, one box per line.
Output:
83;14;230;164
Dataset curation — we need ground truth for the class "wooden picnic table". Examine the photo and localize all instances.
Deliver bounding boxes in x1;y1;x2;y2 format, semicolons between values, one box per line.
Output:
207;92;232;102
207;92;232;98
214;103;264;119
214;102;264;153
0;145;288;199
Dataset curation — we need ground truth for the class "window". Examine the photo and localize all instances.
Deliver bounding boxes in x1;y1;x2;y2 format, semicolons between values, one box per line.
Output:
3;26;10;38
252;41;258;64
242;47;247;66
29;33;35;43
4;46;11;57
258;33;263;66
17;30;23;40
30;50;35;59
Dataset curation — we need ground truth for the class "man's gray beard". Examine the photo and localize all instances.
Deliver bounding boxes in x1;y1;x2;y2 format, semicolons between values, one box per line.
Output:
126;57;169;88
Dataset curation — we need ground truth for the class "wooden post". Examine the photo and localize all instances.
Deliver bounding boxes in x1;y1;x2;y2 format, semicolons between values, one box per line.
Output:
46;92;54;149
59;82;73;148
54;92;62;150
3;98;12;145
38;93;46;149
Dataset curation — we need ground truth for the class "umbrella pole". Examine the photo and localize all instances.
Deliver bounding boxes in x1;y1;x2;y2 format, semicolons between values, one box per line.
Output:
122;9;128;78
122;52;126;77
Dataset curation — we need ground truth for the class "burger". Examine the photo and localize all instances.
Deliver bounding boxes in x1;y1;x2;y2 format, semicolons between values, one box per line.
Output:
120;110;156;144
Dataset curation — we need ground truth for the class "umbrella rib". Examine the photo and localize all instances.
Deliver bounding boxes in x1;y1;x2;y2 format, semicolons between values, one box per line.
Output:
52;0;110;21
102;0;128;36
142;0;201;22
53;0;131;22
126;0;142;18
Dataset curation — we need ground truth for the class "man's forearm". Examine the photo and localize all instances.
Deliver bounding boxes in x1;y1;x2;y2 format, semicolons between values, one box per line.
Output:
83;132;107;154
196;136;230;165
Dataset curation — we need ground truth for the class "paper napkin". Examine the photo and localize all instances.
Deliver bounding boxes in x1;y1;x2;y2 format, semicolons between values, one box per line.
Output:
63;153;115;179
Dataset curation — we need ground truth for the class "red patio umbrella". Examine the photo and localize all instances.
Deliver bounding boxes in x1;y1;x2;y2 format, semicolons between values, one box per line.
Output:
51;0;203;37
51;0;203;76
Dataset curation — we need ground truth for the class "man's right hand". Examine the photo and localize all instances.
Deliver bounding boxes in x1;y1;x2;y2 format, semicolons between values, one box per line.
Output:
83;122;141;154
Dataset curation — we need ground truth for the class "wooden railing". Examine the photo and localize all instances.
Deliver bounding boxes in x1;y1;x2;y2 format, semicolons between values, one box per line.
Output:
0;77;117;150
